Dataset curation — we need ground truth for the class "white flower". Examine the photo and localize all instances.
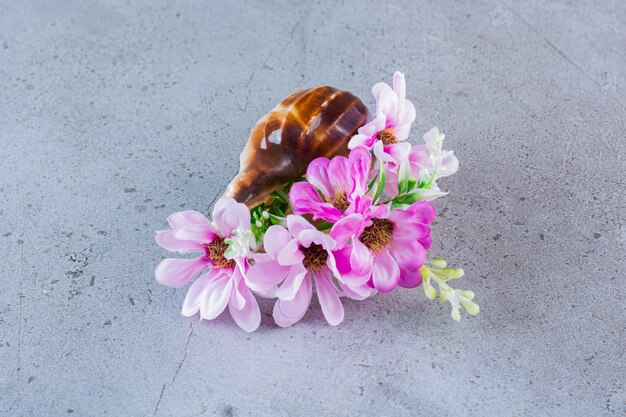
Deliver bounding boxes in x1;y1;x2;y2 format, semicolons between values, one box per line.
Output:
420;127;459;186
420;258;479;321
224;228;258;260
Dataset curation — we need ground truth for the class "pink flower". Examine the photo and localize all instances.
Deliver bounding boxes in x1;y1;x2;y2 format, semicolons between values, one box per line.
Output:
331;201;435;293
382;144;429;198
247;215;366;327
382;128;460;199
289;146;372;223
348;71;416;164
154;197;261;332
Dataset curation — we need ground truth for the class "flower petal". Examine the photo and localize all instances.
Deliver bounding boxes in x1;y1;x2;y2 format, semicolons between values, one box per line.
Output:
387;142;412;163
167;210;210;230
369;202;390;219
423;127;440;151
350;238;373;277
330;213;364;247
389;238;425;272
392;71;406;107
398;267;423;289
246;256;290;291
173;224;218;244
352;195;376;216
348;146;371;198
333;246;353;276
277;238;304;266
155;230;205;253
371;248;400;293
229;277;261;332
376;88;399;122
273;277;312;327
298;229;336;251
229;268;247;310
383;169;400;199
311;205;342;223
263;225;293;259
406;201;436;224
181;270;218;316
327;156;350;193
391;222;431;241
314;270;344;326
212;196;251;235
306;157;334;198
351;114;386;151
200;273;233;320
286;214;316;237
439;152;459;178
341;281;375;300
373;140;395;163
155;257;209;288
396;100;416;139
348;133;376;150
370;113;387;132
372;81;392;106
289;182;325;215
333;246;371;287
419;234;433;250
275;266;308;300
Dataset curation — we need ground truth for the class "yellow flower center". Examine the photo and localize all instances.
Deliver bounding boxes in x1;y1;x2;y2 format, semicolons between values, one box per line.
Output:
301;243;328;272
376;128;396;145
329;191;350;212
206;238;236;269
360;219;394;253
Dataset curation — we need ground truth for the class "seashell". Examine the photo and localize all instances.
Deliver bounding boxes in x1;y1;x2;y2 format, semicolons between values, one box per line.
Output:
224;86;368;207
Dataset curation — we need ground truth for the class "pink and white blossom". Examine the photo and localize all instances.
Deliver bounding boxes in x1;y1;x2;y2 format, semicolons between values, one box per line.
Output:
418;127;459;182
289;146;372;223
381;127;459;200
154;197;261;332
248;215;371;327
348;71;416;164
331;201;436;293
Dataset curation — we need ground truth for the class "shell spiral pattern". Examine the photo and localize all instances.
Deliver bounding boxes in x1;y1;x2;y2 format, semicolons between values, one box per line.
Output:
225;86;368;207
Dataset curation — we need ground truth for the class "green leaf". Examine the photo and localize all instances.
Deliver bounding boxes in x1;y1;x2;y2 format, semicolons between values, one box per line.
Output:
373;160;386;203
268;214;284;225
398;179;407;195
407;177;417;191
316;220;333;231
391;202;411;210
397;159;411;195
394;191;420;205
367;174;378;192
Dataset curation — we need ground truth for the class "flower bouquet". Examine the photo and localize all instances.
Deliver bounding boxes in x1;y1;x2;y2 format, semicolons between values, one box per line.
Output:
155;72;479;332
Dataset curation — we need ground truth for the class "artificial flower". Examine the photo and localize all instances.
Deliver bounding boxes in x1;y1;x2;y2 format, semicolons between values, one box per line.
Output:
154;197;261;332
247;215;351;327
289;146;372;223
332;200;435;293
415;127;459;186
348;71;416;164
420;259;479;321
380;127;459;201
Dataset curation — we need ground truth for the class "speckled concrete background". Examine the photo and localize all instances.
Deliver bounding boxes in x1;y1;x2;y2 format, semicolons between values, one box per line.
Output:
1;1;624;416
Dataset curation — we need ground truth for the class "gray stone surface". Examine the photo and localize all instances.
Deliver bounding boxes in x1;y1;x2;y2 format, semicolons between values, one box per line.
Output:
1;0;624;416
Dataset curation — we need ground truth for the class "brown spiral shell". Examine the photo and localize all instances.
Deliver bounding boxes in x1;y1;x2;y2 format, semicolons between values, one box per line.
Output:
224;86;369;207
